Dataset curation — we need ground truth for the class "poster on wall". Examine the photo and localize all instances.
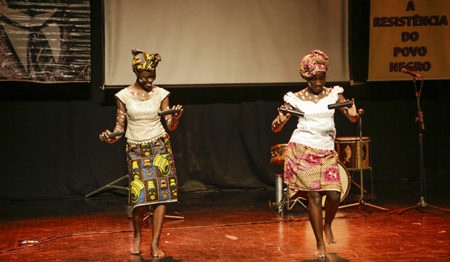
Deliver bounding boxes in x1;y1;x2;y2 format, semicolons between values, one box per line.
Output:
369;0;450;80
0;0;91;83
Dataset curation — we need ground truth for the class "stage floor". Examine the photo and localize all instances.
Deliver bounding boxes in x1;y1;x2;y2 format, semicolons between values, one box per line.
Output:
0;182;449;262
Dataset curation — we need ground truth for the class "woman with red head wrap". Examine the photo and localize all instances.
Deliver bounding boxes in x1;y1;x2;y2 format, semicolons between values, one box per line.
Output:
272;50;358;258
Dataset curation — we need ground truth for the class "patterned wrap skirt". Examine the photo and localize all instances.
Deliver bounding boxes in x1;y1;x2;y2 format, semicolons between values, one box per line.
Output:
284;142;342;200
126;133;178;210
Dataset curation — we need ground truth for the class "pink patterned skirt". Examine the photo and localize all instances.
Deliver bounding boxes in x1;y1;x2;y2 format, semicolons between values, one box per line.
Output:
284;142;342;200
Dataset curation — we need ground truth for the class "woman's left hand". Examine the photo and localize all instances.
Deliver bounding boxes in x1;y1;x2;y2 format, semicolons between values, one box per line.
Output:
345;98;359;121
171;104;184;120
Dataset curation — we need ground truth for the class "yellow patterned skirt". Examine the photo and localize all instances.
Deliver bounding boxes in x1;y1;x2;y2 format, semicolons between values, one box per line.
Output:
284;142;342;200
126;134;178;210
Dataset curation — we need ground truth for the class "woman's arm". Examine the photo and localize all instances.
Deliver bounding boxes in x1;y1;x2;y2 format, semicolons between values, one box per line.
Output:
271;103;293;133
161;96;184;131
100;97;127;143
337;94;358;122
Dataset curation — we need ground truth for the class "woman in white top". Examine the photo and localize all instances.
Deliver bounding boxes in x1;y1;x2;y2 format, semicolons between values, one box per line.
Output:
100;48;183;258
271;50;358;258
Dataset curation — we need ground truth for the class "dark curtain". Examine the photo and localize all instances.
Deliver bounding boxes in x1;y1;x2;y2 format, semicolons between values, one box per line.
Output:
1;81;449;200
0;0;449;200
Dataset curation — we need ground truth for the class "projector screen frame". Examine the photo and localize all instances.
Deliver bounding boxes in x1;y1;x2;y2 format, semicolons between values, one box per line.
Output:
102;0;351;88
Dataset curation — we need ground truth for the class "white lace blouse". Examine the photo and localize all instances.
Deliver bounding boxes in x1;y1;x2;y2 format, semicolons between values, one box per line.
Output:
115;86;170;144
283;86;344;150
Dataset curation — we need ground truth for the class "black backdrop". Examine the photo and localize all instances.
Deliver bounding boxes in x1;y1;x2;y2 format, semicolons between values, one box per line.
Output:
0;0;449;200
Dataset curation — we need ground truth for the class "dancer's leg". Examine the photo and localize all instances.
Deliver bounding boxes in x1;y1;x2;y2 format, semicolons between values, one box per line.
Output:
307;191;326;257
324;191;340;245
131;206;146;254
151;204;166;257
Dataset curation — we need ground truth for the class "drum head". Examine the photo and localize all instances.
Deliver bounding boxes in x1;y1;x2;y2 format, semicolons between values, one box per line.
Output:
321;162;351;206
335;136;370;142
270;143;288;151
337;162;351;202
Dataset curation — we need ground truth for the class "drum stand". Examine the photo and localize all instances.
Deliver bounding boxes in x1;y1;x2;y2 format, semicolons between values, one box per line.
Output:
269;174;307;215
397;76;449;214
339;111;389;212
85;175;129;198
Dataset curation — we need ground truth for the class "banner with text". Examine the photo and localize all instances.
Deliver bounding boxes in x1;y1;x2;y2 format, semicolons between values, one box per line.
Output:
369;0;450;80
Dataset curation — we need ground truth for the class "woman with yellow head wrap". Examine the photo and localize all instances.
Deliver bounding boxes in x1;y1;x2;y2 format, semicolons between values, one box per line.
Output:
100;48;183;258
271;50;359;258
131;48;161;74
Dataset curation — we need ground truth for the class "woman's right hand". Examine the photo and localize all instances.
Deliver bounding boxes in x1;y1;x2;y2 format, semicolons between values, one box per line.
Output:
277;104;293;123
99;129;118;144
272;104;292;132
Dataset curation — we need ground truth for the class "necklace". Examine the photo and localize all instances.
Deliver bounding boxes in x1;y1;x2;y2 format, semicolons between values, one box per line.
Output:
298;88;329;103
129;87;154;99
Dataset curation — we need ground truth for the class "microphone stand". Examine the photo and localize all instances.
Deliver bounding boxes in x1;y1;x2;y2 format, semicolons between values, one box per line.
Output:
398;76;449;214
339;109;389;211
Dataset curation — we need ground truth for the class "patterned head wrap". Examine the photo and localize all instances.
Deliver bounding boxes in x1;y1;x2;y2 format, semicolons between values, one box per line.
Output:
131;48;161;74
299;50;329;80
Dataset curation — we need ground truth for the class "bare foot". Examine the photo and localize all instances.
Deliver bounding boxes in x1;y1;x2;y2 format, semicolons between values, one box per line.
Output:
315;243;326;258
324;224;336;245
151;244;165;258
131;233;141;254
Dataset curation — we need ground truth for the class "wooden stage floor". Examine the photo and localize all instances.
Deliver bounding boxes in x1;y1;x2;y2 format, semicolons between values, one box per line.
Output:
0;183;449;261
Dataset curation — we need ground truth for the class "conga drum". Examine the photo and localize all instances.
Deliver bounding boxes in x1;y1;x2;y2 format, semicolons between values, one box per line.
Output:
270;144;288;167
335;137;370;170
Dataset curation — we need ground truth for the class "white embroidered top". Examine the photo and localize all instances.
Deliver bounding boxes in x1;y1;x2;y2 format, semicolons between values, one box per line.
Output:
115;86;170;143
283;86;344;150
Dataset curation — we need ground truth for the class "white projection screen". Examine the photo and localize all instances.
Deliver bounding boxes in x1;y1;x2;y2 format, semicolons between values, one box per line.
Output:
104;0;349;87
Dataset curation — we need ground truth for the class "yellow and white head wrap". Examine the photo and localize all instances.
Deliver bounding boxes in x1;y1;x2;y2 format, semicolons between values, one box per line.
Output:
131;48;161;74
